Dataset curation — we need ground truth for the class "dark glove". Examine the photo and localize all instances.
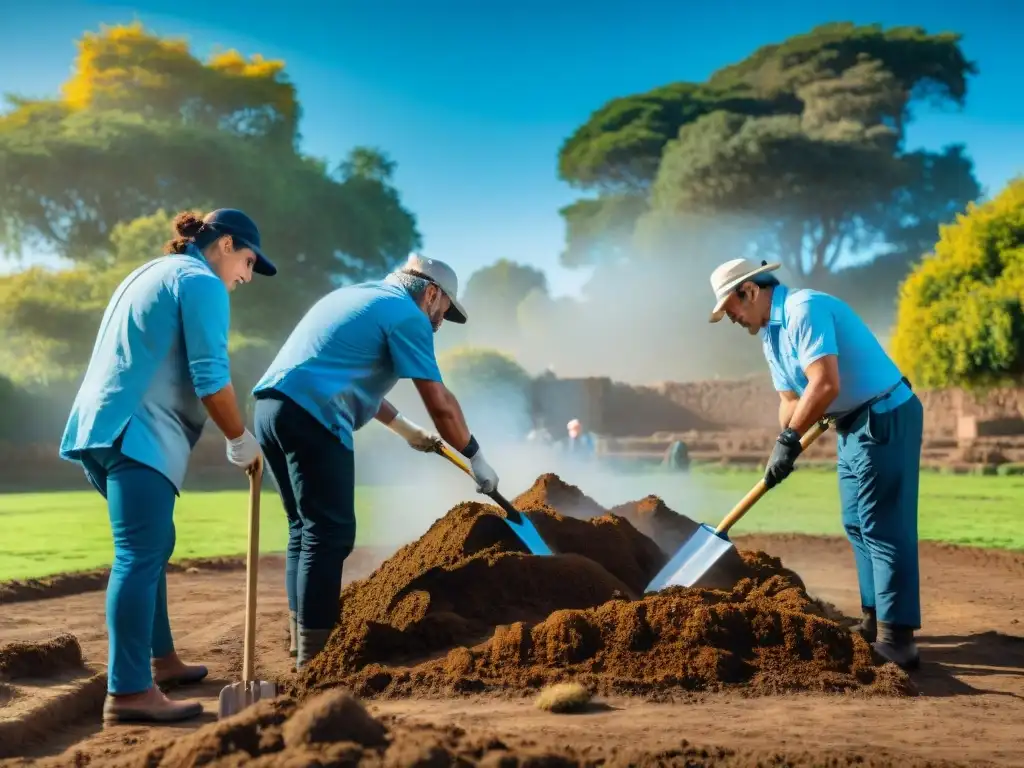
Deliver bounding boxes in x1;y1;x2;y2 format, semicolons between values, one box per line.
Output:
764;428;802;489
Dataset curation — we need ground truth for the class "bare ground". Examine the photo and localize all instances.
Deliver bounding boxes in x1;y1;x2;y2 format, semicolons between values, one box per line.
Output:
0;535;1022;766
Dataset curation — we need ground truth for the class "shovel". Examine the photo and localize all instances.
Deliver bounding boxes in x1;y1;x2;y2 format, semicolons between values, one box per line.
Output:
645;420;831;593
434;443;554;556
218;456;278;719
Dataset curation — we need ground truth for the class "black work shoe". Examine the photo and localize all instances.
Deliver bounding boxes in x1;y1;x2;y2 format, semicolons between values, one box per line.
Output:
873;640;920;670
296;627;333;670
874;622;920;670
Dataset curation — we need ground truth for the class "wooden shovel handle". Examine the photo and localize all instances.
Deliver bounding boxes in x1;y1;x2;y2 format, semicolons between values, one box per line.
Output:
435;444;525;525
715;420;830;536
437;443;473;476
242;455;263;684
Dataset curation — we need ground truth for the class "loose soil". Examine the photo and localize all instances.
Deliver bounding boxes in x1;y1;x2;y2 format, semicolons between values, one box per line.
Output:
298;479;904;700
0;634;84;681
0;481;1022;766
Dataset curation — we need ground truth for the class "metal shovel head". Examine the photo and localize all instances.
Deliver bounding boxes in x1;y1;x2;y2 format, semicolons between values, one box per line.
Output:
645;523;737;592
217;680;278;719
504;513;553;556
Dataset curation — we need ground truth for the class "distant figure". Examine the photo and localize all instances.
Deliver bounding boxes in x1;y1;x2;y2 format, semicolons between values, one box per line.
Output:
564;418;596;458
664;440;690;472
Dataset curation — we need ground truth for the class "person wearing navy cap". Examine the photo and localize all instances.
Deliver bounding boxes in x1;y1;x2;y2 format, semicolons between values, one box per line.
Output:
252;252;500;670
59;208;276;724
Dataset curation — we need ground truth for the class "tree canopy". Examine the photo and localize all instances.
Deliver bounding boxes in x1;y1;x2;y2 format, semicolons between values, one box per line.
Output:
891;177;1024;390
0;23;421;383
557;22;981;295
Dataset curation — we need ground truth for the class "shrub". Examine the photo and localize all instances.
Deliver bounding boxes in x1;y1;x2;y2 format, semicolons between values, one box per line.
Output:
891;177;1024;390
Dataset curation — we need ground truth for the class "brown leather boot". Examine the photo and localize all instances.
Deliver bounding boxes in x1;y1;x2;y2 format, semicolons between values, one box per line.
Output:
103;686;203;724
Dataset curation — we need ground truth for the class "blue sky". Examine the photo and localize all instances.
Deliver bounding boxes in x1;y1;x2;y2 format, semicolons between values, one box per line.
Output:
1;0;1021;296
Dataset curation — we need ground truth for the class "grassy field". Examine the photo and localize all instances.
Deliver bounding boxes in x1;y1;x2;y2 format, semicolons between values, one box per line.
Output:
1;468;1022;581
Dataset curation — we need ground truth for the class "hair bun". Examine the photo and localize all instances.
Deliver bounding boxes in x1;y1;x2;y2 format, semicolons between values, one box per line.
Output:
173;211;205;239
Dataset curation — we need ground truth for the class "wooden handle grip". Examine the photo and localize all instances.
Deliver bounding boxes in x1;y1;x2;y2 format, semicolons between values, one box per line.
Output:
242;455;263;684
438;444;473;476
714;420;830;536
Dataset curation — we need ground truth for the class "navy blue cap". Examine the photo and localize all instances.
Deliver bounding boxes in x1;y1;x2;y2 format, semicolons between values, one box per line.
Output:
202;209;277;277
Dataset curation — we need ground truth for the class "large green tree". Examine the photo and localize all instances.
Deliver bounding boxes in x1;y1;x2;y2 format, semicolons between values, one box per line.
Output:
558;23;980;286
0;23;420;344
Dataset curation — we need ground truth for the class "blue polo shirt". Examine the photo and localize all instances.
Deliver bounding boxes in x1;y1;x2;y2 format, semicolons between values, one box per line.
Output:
762;285;912;416
253;279;442;449
59;247;233;491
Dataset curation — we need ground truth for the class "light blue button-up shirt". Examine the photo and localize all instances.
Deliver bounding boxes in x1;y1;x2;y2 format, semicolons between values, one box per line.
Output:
762;285;912;416
59;246;233;492
253;279;442;450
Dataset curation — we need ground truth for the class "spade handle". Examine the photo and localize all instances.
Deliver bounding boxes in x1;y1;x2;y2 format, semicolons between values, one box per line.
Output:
242;456;263;684
714;420;830;536
434;443;525;525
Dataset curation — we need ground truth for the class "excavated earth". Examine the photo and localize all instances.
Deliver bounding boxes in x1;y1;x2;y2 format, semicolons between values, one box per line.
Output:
3;473;1023;767
296;474;908;700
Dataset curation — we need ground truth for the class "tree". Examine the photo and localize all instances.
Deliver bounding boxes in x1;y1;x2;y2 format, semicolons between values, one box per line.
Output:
0;210;174;382
0;24;420;342
557;23;979;279
891;177;1024;390
459;259;548;347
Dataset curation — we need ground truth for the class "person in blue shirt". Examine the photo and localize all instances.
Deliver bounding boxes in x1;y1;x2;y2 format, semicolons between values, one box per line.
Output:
563;418;597;458
59;209;275;724
708;258;923;670
253;253;500;670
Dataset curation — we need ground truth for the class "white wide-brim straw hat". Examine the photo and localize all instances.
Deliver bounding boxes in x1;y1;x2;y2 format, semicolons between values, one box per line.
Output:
708;258;782;323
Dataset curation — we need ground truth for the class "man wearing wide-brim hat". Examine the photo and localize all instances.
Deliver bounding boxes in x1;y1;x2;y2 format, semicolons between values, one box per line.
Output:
251;252;500;670
708;257;924;670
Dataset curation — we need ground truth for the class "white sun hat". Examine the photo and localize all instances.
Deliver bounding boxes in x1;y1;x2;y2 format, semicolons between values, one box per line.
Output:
708;258;782;323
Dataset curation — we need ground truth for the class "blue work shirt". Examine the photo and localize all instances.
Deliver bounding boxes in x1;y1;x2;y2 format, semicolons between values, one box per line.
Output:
252;278;442;449
565;432;596;456
59;246;233;492
762;285;912;416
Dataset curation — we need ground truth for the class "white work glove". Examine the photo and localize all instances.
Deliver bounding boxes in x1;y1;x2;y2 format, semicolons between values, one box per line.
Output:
226;428;262;468
469;450;499;494
388;413;441;453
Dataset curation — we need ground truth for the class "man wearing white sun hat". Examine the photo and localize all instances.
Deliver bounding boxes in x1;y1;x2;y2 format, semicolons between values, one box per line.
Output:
707;257;924;671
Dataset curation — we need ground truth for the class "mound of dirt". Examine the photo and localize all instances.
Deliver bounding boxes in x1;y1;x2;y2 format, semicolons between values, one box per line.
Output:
513;473;607;519
513;473;701;555
85;689;939;768
609;495;702;555
298;477;909;701
0;634;84;681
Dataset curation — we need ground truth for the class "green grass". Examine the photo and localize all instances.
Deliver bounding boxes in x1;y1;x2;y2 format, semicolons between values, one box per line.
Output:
2;470;1022;581
0;489;390;582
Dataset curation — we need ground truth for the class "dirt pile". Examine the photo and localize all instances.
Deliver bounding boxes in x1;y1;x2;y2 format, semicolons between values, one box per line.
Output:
512;473;607;519
297;475;908;701
94;690;959;768
514;474;701;555
0;634;84;681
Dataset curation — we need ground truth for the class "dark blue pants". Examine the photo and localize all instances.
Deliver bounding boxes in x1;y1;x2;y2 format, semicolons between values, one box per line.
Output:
81;447;177;695
836;395;924;629
253;393;356;631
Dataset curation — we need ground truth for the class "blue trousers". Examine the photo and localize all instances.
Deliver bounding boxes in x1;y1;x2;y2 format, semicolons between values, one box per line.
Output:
81;447;177;695
836;395;924;629
253;392;356;631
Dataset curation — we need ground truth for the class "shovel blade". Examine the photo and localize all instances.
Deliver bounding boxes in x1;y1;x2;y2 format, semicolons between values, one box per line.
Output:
645;524;737;592
217;680;278;720
503;514;553;556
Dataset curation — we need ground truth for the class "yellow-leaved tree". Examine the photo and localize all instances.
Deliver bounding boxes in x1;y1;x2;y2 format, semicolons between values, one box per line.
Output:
891;176;1024;389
